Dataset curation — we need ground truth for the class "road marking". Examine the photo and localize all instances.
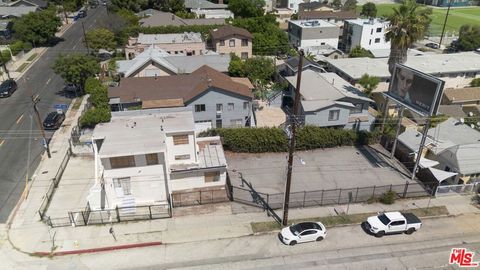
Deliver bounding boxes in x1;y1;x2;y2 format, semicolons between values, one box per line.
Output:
0;140;4;147
46;78;52;85
16;114;24;124
73;43;78;49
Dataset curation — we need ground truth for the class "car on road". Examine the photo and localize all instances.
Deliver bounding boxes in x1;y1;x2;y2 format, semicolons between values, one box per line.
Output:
364;212;422;237
0;79;18;98
43;111;65;130
425;43;439;49
278;222;326;245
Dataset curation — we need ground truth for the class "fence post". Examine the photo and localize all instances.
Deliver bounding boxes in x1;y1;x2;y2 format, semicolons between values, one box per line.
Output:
354;187;359;203
320;189;324;205
403;182;409;198
266;193;269;206
389;184;392;192
199;190;202;204
372;185;376;197
149;206;152;219
116;206;120;222
338;188;342;204
303;191;306;207
82;211;87;225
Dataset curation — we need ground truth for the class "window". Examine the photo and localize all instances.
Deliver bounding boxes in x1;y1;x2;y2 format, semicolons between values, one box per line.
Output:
229;39;235;47
321;42;325;45
195;104;206;112
175;51;178;54
228;103;234;110
300;230;316;236
369;39;372;45
241;52;248;59
110;156;135;169
204;171;220;182
230;119;243;127
216;103;223;112
350;103;363;114
173;134;189;145
328;110;340;121
114;177;132;195
175;154;190;160
145;153;159;165
370;29;373;35
241;39;248;46
216;119;222;128
375;38;380;43
219;40;225;46
376;27;382;33
243;102;249;110
390;220;405;226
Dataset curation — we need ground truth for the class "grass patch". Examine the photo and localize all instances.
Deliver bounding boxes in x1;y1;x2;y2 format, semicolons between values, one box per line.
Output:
251;206;449;233
16;63;29;72
27;53;38;62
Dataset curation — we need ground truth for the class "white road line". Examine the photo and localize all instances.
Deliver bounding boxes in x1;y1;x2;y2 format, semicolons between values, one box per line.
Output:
73;43;78;49
0;140;4;147
16;114;24;124
46;78;52;85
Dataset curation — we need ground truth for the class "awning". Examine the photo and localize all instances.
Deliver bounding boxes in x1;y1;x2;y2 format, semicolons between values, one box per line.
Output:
428;167;457;183
419;157;440;169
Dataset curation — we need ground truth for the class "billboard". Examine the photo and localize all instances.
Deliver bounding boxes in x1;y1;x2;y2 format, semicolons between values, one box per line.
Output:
385;64;445;116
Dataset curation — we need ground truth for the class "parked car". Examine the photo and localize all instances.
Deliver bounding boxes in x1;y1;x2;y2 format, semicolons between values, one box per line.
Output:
364;212;422;237
425;43;439;49
278;222;326;245
0;79;18;98
78;9;87;18
43;112;65;130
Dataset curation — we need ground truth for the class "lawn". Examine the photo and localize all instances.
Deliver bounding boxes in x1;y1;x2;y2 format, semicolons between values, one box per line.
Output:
356;4;480;36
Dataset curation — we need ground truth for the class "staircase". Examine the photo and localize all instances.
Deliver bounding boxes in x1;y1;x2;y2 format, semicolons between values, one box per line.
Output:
120;196;136;215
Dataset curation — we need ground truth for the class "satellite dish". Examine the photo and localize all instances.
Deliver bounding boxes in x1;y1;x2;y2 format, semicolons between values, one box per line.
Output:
460;118;465;124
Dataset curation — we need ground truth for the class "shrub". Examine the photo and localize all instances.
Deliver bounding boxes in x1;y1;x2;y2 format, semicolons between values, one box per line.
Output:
0;50;11;63
379;190;396;205
10;40;24;55
366;196;378;204
79;107;111;128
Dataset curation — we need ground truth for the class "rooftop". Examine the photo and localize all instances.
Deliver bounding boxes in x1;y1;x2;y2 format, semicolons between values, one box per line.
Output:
428;117;480;154
0;6;36;17
210;25;253;40
298;10;357;20
184;0;227;9
438;143;480;175
326;52;480;80
137;32;203;44
443;87;480;103
138;10;226;27
346;18;389;26
289;19;337;28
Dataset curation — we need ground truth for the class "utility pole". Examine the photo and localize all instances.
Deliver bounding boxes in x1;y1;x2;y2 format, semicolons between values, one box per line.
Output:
62;3;69;24
0;50;11;79
82;22;90;54
439;0;453;48
282;49;304;226
32;95;51;158
390;106;404;159
411;118;431;180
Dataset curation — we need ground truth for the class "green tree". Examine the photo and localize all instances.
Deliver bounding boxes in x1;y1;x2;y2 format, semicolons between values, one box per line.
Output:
243;56;275;84
175;11;196;19
429;114;448;128
110;0;147;12
331;0;342;9
159;0;186;13
349;46;373;58
305;52;316;61
361;2;377;17
342;0;357;11
53;54;100;89
457;25;480;51
12;7;62;46
358;74;380;97
228;0;265;18
471;78;480;87
228;55;246;77
386;0;432;74
116;8;139;26
291;13;298;20
86;28;117;51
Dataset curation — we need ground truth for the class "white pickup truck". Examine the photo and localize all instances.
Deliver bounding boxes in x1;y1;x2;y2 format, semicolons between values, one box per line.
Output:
365;211;422;237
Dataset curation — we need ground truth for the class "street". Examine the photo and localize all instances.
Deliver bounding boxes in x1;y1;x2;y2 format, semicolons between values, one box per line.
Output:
1;214;479;269
0;6;107;222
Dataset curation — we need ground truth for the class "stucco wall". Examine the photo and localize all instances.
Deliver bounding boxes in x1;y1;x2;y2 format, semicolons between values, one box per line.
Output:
213;36;252;58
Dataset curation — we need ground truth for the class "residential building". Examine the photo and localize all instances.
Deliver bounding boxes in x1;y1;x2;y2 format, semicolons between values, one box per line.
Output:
0;6;36;18
298;10;357;39
288;19;339;48
87;107;228;211
192;9;233;19
264;0;275;12
442;87;480;107
298;1;333;12
125;33;206;60
138;10;225;27
284;70;375;130
117;45;231;77
277;55;325;82
303;44;344;60
109;65;254;128
1;0;47;8
398;117;480;185
210;25;253;59
325;52;480;90
273;8;295;30
286;0;321;13
342;18;390;53
184;0;228;11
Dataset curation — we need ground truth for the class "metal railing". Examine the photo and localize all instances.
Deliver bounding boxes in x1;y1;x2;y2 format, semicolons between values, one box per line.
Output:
436;183;479;196
172;189;229;207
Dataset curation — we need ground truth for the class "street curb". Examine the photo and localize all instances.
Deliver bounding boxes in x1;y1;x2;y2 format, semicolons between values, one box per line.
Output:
33;241;163;257
13;48;48;82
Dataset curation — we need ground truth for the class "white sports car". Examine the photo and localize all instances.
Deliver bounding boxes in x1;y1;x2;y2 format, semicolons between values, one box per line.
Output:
278;222;327;245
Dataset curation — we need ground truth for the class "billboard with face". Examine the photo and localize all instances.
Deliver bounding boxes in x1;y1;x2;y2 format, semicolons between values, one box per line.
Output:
386;64;445;116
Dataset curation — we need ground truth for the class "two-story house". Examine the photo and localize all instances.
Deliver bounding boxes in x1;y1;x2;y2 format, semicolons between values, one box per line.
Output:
341;18;390;53
109;65;254;128
210;25;253;59
288;19;340;49
87;107;228;212
284;70;375;130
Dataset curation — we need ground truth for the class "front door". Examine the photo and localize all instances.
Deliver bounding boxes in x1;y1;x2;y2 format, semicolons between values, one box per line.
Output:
298;229;317;243
388;220;406;233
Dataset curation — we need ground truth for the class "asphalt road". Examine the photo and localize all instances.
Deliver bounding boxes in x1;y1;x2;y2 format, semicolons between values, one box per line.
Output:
0;6;107;222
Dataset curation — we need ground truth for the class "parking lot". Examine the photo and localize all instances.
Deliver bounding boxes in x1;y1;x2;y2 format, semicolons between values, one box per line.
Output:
226;145;412;194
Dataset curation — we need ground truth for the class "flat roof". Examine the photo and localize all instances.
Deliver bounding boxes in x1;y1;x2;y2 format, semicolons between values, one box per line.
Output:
346;18;388;26
326;52;480;80
137;32;203;44
289;19;337;28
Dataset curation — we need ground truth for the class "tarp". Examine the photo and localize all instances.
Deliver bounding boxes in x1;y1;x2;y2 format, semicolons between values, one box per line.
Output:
419;157;440;169
428;167;458;183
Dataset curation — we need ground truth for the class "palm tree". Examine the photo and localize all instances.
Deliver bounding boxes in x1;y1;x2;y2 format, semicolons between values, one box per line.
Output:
385;0;432;74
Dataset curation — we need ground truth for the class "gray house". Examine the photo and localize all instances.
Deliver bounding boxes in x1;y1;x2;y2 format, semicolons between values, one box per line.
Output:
108;65;254;128
284;70;375;131
288;19;340;49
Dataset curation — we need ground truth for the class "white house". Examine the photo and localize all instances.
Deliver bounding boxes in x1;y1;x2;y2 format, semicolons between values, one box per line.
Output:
342;18;390;53
87;107;228;212
288;19;339;48
287;0;320;13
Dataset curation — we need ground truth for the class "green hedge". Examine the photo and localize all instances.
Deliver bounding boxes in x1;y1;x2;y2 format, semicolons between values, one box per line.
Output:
79;107;111;128
0;49;11;63
200;126;381;153
10;40;32;55
80;77;111;128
